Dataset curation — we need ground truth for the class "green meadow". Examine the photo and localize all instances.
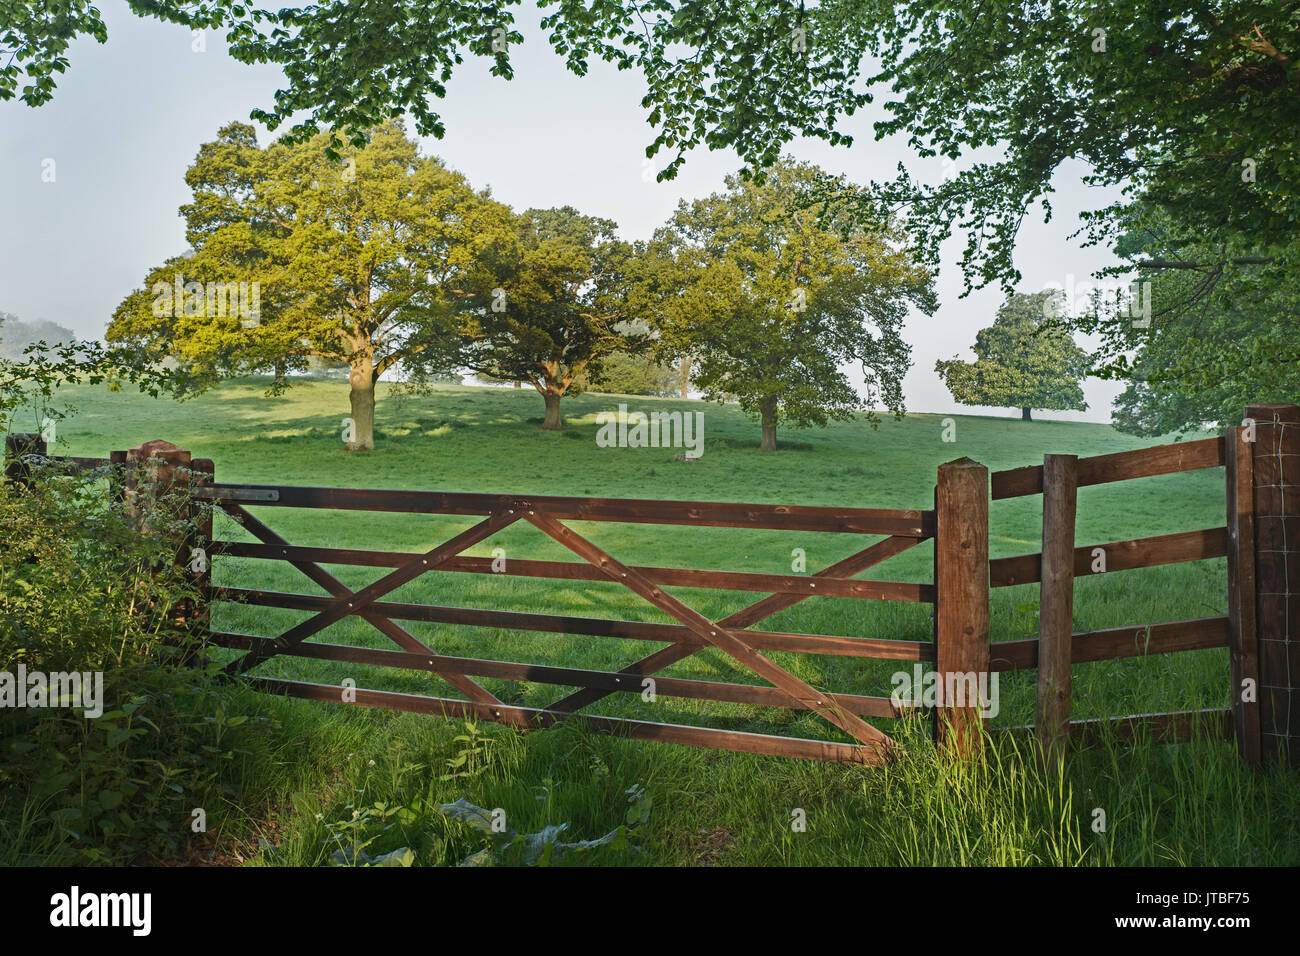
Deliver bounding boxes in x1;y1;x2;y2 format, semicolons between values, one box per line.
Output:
26;377;1299;866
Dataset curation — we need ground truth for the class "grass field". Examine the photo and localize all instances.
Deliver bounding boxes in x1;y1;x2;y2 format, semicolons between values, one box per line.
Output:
27;377;1300;865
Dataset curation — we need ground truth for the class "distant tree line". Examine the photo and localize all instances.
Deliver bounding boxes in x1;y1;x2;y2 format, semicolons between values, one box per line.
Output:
0;312;76;362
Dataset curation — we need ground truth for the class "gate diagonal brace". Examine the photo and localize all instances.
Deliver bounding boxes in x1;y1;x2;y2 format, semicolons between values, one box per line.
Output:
216;502;501;705
547;534;919;716
223;510;522;680
523;510;895;757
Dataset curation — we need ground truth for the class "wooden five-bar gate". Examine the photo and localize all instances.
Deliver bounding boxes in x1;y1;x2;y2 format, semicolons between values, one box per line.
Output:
6;402;1298;769
207;473;945;766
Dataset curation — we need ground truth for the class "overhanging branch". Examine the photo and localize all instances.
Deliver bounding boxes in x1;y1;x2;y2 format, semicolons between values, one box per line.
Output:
1135;256;1276;270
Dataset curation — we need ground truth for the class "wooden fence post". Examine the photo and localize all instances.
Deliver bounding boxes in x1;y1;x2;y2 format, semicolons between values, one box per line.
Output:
125;439;198;663
4;433;47;487
1224;423;1261;765
1037;454;1077;765
125;439;192;531
1243;403;1300;769
935;457;991;756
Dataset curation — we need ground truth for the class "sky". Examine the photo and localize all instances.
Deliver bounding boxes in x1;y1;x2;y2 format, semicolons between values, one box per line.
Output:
0;5;1131;422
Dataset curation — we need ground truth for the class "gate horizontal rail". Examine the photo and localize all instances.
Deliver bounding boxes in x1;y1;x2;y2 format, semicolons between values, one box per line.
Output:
212;586;937;659
990;527;1228;587
248;676;889;764
212;631;920;718
998;708;1232;747
212;541;935;601
989;616;1231;671
196;483;935;536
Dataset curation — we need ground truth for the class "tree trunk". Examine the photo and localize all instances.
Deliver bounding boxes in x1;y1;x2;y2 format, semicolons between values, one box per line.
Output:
541;390;563;430
348;360;376;451
513;380;521;389
679;355;691;399
274;362;286;386
760;395;778;451
1022;407;1032;421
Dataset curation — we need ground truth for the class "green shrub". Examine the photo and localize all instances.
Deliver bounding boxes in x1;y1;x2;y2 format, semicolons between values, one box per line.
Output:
0;465;193;674
0;464;268;864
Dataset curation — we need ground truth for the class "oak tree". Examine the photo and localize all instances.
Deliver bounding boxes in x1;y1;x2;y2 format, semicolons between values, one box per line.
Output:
457;206;646;430
642;158;935;450
936;291;1089;421
108;121;512;450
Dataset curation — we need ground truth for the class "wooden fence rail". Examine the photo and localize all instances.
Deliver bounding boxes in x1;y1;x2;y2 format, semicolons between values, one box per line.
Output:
6;402;1297;769
991;435;1226;499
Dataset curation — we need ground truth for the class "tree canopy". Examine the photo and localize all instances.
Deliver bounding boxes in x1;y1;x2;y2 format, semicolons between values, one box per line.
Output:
15;2;1291;293
936;291;1089;421
1078;203;1300;435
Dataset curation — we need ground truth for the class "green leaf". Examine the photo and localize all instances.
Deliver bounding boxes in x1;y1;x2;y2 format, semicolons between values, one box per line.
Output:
369;846;415;867
438;798;498;835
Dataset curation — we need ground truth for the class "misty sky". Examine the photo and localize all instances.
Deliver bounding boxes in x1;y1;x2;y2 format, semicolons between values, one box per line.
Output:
1;5;1131;422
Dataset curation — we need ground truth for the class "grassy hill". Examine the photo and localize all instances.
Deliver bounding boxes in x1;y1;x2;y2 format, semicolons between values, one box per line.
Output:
20;377;1295;866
